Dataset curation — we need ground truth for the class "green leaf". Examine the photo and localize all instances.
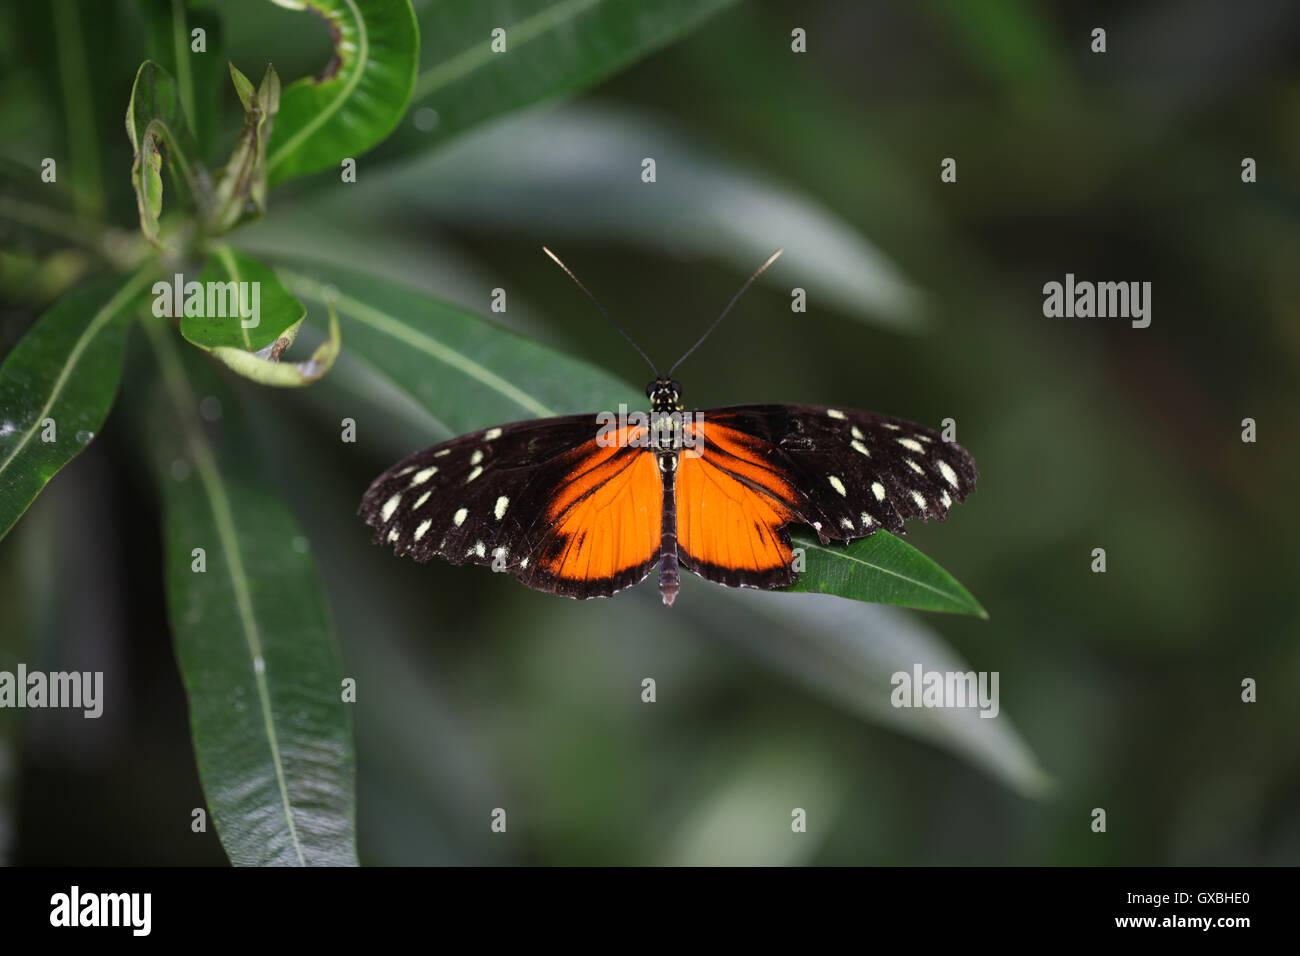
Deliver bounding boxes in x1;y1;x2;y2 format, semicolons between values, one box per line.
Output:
699;589;1050;797
276;258;977;614
180;245;339;386
124;60;207;245
141;318;357;865
230;62;257;111
343;105;922;327
183;246;303;351
0;270;155;542
383;0;736;159
787;530;987;617
207;64;280;233
279;260;635;432
264;0;419;186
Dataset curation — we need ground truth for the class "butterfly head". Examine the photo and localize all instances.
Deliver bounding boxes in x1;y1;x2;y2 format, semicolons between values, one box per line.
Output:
647;378;683;412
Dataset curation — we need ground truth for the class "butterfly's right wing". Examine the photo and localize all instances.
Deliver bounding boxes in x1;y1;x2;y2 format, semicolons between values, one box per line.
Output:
360;415;664;599
672;404;978;591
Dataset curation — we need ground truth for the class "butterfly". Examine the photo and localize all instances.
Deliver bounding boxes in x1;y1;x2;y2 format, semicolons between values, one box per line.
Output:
360;249;978;606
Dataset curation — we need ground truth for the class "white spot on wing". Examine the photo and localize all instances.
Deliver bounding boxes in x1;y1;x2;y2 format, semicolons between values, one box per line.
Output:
851;440;870;457
494;496;509;520
828;475;847;497
827;408;847;420
851;426;864;440
434;449;451;457
882;422;901;430
840;517;853;530
906;459;924;475
411;466;438;486
872;482;886;502
938;460;959;487
470;449;484;465
861;512;875;526
381;494;401;522
484;427;502;440
469;540;485;558
387;528;400;543
897;437;924;452
453;508;468;527
415;519;432;540
520;556;529;569
940;490;952;508
466;466;483;483
911;490;927;511
414;490;432;509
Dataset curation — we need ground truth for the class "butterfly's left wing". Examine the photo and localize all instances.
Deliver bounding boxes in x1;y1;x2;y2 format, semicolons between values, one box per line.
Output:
675;404;978;589
359;415;664;599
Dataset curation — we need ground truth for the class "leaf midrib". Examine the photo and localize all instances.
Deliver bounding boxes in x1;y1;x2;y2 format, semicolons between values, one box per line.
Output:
414;0;604;100
211;245;253;349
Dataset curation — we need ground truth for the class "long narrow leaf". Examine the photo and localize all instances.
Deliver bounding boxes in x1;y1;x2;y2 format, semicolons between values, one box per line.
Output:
339;105;921;326
142;319;357;866
0;271;154;541
697;589;1050;797
382;0;736;159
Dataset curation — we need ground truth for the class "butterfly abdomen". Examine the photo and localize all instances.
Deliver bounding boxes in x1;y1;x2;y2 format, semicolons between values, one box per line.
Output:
658;451;680;606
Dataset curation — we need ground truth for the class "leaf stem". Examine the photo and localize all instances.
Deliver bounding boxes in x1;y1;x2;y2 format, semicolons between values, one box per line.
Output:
170;0;197;135
51;0;105;218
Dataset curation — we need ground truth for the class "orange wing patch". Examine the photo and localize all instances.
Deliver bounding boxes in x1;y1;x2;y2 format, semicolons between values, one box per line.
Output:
676;422;801;588
539;428;662;588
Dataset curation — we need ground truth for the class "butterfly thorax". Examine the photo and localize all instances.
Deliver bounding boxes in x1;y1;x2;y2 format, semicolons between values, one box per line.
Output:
646;378;686;469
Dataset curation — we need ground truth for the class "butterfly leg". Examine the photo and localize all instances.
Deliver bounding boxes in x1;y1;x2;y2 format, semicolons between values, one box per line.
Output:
658;453;680;606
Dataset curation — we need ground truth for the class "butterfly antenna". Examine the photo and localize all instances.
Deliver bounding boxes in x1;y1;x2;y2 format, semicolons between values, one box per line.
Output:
667;249;783;376
543;247;659;376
